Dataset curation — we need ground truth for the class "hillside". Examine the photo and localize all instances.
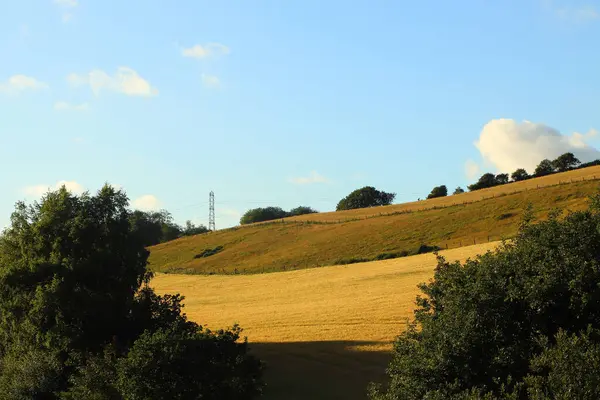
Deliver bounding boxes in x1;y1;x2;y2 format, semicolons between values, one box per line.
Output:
152;242;500;400
148;166;600;274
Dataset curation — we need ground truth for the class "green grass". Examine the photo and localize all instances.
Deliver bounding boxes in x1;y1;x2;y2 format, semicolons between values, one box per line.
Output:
149;178;600;275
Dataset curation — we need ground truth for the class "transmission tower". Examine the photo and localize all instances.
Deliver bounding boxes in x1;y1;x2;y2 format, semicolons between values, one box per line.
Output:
209;191;216;231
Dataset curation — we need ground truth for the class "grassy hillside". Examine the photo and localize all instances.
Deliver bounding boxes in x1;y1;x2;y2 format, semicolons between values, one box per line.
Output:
152;242;499;400
149;169;600;274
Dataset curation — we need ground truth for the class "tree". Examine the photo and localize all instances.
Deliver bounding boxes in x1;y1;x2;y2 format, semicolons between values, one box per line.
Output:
370;194;600;399
129;209;183;246
453;187;465;195
427;185;448;199
240;207;289;225
534;159;555;177
467;173;497;191
552;152;580;172
0;185;263;398
289;206;318;216
495;173;509;185
336;186;396;211
511;168;530;182
182;220;210;236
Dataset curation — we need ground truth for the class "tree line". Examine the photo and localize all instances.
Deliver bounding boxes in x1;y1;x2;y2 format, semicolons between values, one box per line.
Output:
425;153;600;199
130;209;209;247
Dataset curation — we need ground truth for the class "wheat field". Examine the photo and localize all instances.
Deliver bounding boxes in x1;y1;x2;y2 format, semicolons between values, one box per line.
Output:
152;242;500;399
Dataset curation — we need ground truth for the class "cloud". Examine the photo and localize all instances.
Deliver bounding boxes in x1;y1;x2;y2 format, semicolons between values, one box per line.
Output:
543;0;599;22
54;101;89;111
201;73;221;88
133;195;161;211
0;75;48;94
67;67;158;97
182;43;230;59
23;180;85;198
464;159;481;179
289;171;329;185
54;0;78;6
54;0;78;22
472;119;600;174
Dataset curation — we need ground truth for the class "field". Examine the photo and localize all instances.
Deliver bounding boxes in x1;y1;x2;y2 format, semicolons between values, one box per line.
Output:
152;242;500;400
149;168;600;274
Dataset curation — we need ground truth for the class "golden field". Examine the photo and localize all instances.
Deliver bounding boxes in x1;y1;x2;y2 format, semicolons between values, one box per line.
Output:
149;174;600;274
286;165;600;223
152;242;500;400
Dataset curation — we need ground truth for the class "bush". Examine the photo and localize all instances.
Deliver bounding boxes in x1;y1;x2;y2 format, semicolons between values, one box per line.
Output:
289;206;318;216
534;159;555;177
453;187;465;195
427;185;448;199
336;186;396;211
240;207;289;224
511;168;530;182
370;194;600;399
0;185;263;398
194;245;224;259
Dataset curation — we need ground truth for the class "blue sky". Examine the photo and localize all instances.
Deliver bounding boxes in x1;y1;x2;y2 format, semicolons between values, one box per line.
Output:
2;0;600;229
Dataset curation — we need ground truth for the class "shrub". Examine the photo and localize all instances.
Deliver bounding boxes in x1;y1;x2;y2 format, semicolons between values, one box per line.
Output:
194;245;224;258
370;194;600;399
427;185;448;199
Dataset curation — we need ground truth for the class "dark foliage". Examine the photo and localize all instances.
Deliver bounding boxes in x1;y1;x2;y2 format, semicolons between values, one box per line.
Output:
289;206;319;216
194;245;224;259
534;159;555;177
0;185;263;399
467;173;498;191
129;210;209;247
240;207;289;225
336;186;396;211
453;187;465;195
427;185;448;199
495;173;509;185
370;194;600;399
240;206;319;225
552;152;580;173
511;168;530;182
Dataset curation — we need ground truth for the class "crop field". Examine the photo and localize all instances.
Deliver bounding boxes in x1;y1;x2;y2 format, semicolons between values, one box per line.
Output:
287;165;600;223
149;176;600;274
152;242;500;400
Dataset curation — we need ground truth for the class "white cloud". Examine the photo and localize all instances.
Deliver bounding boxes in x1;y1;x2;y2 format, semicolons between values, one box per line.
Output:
133;195;162;211
473;119;600;174
67;67;158;97
289;171;329;185
464;159;481;179
54;101;89;111
54;0;78;23
543;0;599;22
201;73;221;88
0;75;48;94
182;43;230;59
54;0;78;6
23;180;85;198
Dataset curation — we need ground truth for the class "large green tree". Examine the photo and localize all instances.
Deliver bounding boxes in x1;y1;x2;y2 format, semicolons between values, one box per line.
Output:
534;159;555;177
240;206;289;225
0;185;262;399
336;186;396;211
370;195;600;399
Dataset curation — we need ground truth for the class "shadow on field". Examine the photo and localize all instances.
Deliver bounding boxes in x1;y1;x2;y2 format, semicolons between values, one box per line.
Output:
250;341;393;400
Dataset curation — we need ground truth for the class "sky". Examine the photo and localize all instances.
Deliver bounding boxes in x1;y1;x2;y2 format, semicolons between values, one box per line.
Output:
2;0;600;229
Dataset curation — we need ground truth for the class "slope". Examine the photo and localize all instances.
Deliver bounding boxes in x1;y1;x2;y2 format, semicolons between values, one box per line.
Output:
149;168;600;274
